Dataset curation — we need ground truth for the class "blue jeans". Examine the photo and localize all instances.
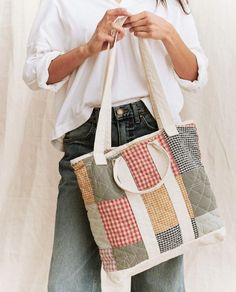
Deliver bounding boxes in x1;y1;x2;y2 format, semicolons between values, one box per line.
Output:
48;99;186;292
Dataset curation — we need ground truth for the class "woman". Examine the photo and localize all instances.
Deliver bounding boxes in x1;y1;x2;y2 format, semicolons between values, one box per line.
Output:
23;0;208;291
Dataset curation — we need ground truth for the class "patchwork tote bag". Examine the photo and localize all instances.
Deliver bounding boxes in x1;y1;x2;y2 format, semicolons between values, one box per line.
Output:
70;16;225;292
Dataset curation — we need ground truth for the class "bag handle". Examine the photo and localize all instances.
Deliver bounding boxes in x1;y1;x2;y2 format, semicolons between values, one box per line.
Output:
94;16;178;165
113;140;172;194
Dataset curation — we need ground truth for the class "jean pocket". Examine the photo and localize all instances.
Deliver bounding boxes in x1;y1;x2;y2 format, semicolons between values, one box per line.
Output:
140;112;159;131
63;119;96;144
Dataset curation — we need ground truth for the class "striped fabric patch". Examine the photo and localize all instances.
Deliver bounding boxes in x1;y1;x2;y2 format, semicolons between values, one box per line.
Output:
73;160;95;205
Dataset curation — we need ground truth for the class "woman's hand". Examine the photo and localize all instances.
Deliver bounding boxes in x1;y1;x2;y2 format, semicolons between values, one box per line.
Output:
123;10;198;81
86;8;132;55
123;11;173;41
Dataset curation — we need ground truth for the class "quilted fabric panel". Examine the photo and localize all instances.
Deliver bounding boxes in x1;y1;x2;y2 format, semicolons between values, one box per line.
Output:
175;175;195;218
71;123;223;274
163;126;202;174
142;185;179;234
195;208;224;237
181;166;217;217
86;158;126;202
86;204;111;249
97;197;142;248
112;240;149;270
156;225;183;253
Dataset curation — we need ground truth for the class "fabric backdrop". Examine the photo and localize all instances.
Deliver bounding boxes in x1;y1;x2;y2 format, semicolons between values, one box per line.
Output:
0;0;235;291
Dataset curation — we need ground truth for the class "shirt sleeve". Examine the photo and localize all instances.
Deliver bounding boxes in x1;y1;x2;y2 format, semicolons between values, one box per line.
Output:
22;0;69;92
173;4;208;92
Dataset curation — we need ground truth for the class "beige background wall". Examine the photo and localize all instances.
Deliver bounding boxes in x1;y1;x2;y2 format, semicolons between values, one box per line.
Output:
0;0;235;291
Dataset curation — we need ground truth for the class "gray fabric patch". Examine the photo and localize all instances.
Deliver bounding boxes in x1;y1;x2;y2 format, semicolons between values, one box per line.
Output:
195;208;225;237
181;166;217;217
86;204;111;248
86;158;126;202
112;240;149;270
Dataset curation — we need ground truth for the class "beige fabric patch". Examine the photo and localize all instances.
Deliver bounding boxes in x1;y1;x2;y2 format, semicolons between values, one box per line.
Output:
72;160;95;205
142;185;179;234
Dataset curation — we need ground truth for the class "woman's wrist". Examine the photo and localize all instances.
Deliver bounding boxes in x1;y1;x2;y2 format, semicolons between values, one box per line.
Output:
75;43;92;64
161;23;198;81
161;23;177;47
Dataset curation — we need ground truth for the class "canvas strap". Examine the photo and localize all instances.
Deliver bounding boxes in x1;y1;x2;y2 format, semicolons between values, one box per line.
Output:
94;16;178;165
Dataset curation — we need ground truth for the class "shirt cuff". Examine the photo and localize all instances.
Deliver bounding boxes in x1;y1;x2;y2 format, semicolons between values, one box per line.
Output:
173;48;208;92
24;50;69;92
36;50;69;92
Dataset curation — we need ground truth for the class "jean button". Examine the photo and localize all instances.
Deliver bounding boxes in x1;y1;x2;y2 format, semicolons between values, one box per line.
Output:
116;108;124;115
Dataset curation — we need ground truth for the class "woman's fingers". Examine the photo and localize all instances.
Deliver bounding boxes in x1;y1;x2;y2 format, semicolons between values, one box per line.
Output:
105;8;132;21
89;8;131;53
123;18;149;29
123;11;148;25
130;25;152;33
111;23;125;35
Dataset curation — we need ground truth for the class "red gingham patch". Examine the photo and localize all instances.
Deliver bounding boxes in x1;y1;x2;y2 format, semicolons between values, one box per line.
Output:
97;197;142;248
155;132;180;176
99;248;117;272
122;142;161;191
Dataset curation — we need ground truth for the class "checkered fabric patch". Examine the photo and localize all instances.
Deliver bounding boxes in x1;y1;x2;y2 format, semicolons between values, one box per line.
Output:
99;248;117;272
191;217;199;239
155;132;180;176
142;185;179;234
177;125;202;161
184;123;197;128
97;197;142;248
72;160;95;205
156;225;183;253
163;126;202;174
122;142;161;191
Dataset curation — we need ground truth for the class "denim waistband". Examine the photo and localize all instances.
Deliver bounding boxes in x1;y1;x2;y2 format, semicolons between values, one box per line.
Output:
92;99;149;123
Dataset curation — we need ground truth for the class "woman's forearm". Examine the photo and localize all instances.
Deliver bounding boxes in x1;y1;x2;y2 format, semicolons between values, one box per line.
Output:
162;26;198;81
124;12;199;82
47;8;130;85
46;44;91;85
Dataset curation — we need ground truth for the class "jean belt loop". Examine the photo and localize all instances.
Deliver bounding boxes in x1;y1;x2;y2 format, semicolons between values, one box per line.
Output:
130;102;141;124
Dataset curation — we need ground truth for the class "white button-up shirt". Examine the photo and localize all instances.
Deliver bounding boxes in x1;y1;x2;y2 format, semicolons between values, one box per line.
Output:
22;0;208;151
